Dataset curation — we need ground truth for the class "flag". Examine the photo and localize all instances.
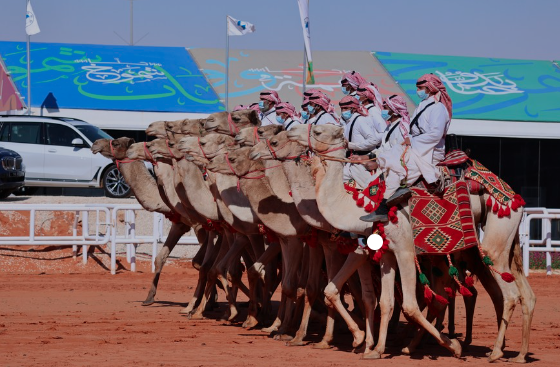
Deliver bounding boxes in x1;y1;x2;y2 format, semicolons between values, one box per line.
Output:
26;0;41;36
227;16;255;36
297;0;314;84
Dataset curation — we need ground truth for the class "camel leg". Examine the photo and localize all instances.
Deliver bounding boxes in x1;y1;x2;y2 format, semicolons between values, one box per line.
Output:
142;222;190;306
364;251;397;359
463;285;477;346
393;246;462;358
180;231;221;315
356;260;377;355
245;240;281;328
322;250;367;349
192;239;208;271
447;297;456;336
288;243;325;346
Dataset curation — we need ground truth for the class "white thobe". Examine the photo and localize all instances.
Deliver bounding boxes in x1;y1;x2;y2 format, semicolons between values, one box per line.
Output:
364;104;388;138
283;117;302;131
307;111;339;126
260;108;279;127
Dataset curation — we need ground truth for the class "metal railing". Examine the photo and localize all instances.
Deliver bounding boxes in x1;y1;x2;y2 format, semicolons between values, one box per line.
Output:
520;208;560;276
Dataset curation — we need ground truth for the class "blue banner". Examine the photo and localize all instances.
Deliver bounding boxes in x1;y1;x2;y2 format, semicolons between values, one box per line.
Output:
0;41;224;113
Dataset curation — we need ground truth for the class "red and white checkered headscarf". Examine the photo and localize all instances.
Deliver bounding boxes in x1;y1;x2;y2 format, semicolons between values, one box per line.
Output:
260;90;281;105
233;105;246;111
339;95;368;117
248;102;261;112
276;102;300;119
416;74;453;118
307;90;332;113
341;71;367;90
385;95;411;139
357;82;383;109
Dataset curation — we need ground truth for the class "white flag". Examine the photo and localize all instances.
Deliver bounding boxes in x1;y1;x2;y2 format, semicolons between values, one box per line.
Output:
297;0;314;83
26;1;41;36
227;16;255;36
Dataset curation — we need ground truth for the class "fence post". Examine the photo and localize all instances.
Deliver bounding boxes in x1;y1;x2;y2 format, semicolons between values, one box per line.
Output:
523;216;530;277
111;208;117;275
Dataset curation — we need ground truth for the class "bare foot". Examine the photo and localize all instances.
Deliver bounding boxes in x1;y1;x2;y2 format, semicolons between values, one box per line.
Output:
312;341;333;349
242;315;259;329
362;350;382;360
352;329;365;348
488;349;504;362
287;338;305;346
261;325;279;334
274;334;293;342
508;355;527;364
141;298;155;306
189;312;204;321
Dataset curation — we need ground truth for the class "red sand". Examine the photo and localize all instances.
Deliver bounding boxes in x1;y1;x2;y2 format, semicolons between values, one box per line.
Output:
0;248;558;366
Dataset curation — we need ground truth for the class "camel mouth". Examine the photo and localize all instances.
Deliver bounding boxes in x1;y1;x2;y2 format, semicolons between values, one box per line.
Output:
91;147;102;154
234;136;245;143
249;151;260;160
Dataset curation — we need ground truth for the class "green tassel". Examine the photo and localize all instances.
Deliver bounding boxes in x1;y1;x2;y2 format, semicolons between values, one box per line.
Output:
419;273;430;286
482;256;494;266
432;267;443;277
448;266;459;277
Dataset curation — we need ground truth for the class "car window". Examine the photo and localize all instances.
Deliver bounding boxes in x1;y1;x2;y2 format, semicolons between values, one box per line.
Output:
9;122;42;144
0;123;9;142
75;124;112;142
45;123;82;147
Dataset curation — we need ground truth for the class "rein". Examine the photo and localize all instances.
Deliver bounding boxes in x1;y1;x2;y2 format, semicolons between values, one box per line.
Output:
227;113;252;136
306;124;376;164
224;152;282;191
109;140;137;170
143;142;158;167
166;139;184;161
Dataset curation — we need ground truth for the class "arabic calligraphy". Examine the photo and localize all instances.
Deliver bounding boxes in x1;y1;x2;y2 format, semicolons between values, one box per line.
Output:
77;59;167;84
436;70;524;95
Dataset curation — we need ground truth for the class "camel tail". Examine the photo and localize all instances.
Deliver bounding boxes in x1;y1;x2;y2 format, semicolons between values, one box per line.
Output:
511;232;524;273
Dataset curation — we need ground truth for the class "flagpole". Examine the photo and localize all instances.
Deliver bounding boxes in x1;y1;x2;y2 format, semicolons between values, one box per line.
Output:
225;16;230;112
302;44;307;98
26;33;31;115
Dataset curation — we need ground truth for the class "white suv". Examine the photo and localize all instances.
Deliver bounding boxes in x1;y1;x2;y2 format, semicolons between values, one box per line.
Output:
0;115;132;198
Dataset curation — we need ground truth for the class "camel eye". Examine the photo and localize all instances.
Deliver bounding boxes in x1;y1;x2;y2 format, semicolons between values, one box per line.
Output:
271;140;278;147
314;131;322;136
200;141;206;146
229;157;236;163
233;117;240;122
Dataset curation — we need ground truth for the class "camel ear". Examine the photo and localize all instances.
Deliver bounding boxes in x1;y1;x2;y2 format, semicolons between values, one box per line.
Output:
128;138;136;147
248;110;260;126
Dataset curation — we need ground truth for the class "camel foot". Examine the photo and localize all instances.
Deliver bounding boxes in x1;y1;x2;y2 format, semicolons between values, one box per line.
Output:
352;329;366;348
261;325;278;334
274;334;293;342
242;315;259;329
189;312;204;321
401;346;412;355
287;338;305;347
141;298;155;306
362;350;382;360
179;305;195;315
508;355;527;364
228;308;239;322
449;339;462;358
312;341;333;350
463;337;472;346
488;349;504;363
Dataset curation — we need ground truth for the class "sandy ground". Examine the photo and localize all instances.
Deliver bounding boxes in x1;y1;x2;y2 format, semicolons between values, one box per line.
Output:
0;246;559;367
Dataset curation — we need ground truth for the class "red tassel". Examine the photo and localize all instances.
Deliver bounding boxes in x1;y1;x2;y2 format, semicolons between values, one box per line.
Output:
364;202;374;212
493;201;499;213
486;196;492;208
373;251;382;263
352;190;359;200
424;286;433;303
459;286;473;297
504;206;511;217
435;294;449;305
289;191;292;197
444;287;455;299
356;197;365;207
465;276;475;287
501;272;515;283
498;207;505;218
511;200;519;211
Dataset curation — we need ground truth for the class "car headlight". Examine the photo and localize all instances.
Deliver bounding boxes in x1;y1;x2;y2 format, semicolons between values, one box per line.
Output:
1;157;17;170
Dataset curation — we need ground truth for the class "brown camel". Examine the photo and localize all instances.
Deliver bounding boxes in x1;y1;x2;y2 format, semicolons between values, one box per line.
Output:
287;124;535;361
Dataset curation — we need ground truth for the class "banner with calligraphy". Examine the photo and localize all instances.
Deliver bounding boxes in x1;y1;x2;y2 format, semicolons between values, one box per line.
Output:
0;41;223;113
190;48;413;114
375;52;560;122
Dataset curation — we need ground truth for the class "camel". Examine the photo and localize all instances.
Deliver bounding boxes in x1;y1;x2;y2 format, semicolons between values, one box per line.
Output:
91;138;209;307
286;124;535;362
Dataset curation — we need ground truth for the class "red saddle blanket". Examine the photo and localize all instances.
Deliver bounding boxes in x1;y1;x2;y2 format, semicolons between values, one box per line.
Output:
410;180;478;255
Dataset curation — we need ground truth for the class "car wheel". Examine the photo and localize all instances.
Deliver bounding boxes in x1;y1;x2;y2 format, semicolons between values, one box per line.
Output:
0;189;16;199
102;165;132;198
13;186;38;196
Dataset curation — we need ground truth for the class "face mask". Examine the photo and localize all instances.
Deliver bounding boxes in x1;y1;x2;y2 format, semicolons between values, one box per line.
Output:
341;87;350;95
307;105;315;114
381;109;391;121
353;94;360;101
259;100;267;111
276;116;285;124
301;110;309;120
341;110;352;121
417;90;429;101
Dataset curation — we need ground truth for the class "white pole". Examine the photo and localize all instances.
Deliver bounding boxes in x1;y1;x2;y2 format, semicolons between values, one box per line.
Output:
130;0;134;45
302;45;307;98
26;34;31;115
225;16;230;112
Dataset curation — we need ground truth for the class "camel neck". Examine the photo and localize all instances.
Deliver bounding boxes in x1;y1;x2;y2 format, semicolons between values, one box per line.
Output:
176;160;219;221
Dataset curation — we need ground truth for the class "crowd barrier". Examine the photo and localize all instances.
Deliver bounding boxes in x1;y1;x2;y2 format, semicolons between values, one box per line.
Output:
1;204;558;276
0;203;198;274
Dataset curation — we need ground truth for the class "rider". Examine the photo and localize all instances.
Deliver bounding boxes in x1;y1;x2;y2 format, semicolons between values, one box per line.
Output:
275;102;302;130
356;82;387;136
341;71;367;101
259;90;281;126
306;90;340;126
360;74;452;222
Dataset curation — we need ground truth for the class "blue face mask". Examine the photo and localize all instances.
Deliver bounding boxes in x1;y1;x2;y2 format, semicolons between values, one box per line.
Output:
341;87;350;95
417;90;429;101
276;115;285;124
353;94;360;101
341;110;352;121
307;105;315;114
381;109;391;121
258;100;267;111
301;110;309;120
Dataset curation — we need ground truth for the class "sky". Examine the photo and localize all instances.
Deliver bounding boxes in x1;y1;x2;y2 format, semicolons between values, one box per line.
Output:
1;0;559;60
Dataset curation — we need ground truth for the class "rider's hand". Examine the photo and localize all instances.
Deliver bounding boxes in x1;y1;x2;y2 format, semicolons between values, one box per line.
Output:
402;137;411;146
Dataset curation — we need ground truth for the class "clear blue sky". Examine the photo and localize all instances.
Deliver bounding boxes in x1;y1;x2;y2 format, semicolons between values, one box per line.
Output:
1;0;558;60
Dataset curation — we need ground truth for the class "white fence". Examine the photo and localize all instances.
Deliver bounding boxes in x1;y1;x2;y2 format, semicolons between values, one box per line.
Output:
520;207;560;276
0;204;198;274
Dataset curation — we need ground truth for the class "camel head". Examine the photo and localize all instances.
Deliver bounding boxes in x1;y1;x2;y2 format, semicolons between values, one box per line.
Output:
250;131;307;161
178;133;238;162
235;125;284;146
207;146;260;176
180;119;206;137
126;142;148;161
204;110;261;136
145;119;188;139
287;124;345;153
91;137;135;160
146;138;183;162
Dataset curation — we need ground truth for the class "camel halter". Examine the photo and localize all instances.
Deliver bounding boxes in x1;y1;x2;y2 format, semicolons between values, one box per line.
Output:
224;152;282;191
109;140;136;170
197;137;230;160
265;138;290;160
252;127;261;145
306;124;376;164
166;139;184;161
227;113;253;136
